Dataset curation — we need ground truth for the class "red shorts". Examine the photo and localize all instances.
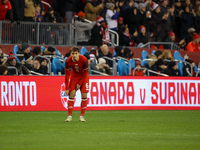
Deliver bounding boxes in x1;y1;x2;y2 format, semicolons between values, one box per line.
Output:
69;75;89;93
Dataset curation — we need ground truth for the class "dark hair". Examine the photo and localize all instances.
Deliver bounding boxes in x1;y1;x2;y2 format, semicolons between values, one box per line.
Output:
70;46;80;53
155;50;162;58
122;26;128;32
33;46;41;55
0;64;8;75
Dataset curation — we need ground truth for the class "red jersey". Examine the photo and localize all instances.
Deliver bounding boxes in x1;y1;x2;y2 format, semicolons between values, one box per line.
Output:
65;55;89;90
0;0;12;20
185;41;200;52
65;55;89;76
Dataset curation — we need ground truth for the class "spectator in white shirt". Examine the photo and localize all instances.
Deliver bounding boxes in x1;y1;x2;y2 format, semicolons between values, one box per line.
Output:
105;3;120;31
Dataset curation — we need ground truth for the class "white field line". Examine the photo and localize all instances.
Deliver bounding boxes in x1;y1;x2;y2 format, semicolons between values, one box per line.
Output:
1;130;200;137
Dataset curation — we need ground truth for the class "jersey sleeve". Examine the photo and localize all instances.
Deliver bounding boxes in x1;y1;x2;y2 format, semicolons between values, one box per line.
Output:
65;59;70;70
83;59;89;70
65;59;70;90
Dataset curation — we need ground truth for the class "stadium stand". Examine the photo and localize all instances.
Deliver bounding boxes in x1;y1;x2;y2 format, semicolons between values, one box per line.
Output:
141;50;149;60
117;59;129;76
80;47;89;55
52;57;63;75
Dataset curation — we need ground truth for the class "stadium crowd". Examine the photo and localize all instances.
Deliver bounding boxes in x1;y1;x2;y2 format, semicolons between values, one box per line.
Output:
0;43;198;77
0;0;200;49
0;0;199;76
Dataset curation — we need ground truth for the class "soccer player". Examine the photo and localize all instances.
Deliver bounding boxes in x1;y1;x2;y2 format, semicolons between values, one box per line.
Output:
65;47;89;122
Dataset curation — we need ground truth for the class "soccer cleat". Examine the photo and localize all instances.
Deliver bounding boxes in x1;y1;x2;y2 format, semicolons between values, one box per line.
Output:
79;116;86;122
65;116;72;122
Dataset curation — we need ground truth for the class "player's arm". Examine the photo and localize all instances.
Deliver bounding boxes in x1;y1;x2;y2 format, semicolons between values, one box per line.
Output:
78;60;89;86
65;60;70;95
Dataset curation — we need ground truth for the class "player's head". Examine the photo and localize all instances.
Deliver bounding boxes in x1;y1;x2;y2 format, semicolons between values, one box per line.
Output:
70;46;80;61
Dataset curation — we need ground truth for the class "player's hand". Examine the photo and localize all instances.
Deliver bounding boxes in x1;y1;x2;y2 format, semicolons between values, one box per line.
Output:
65;90;69;96
76;84;81;90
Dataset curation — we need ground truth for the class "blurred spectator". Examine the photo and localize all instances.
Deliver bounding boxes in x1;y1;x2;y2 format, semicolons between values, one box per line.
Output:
150;58;168;76
0;64;8;75
96;57;112;75
117;17;125;36
0;47;6;65
124;47;134;60
94;0;107;19
84;53;92;74
163;61;181;76
120;26;138;46
84;0;104;21
89;53;100;74
194;4;200;34
75;11;96;46
185;28;196;45
185;33;200;52
33;46;42;58
44;46;56;55
148;54;158;67
32;58;42;74
89;48;99;64
39;58;48;74
114;46;125;57
11;0;25;21
161;50;173;61
183;59;195;76
64;0;78;23
165;31;175;42
105;2;120;31
43;46;56;63
43;7;63;22
35;5;43;22
180;6;194;40
31;58;48;74
165;31;186;49
173;0;182;39
33;0;45;15
0;0;13;21
17;43;31;62
98;44;113;67
23;53;33;70
154;50;162;59
6;52;30;75
138;25;147;44
182;0;193;11
89;16;105;48
43;7;67;45
150;2;164;42
195;0;200;6
160;0;175;41
127;3;147;35
24;0;35;21
118;0;134;24
131;62;145;76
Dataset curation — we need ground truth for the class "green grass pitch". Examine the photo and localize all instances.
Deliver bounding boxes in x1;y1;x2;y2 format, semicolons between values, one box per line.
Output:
0;110;200;150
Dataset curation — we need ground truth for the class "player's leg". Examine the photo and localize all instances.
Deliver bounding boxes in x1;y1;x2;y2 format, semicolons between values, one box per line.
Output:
79;92;87;122
79;78;89;122
65;90;76;122
65;77;78;122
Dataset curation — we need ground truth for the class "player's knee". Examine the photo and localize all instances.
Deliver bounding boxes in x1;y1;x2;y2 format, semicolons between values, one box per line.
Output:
69;90;76;98
81;93;87;99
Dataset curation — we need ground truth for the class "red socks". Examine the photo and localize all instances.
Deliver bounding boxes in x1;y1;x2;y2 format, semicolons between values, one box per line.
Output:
81;98;87;116
68;99;74;117
68;98;88;117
